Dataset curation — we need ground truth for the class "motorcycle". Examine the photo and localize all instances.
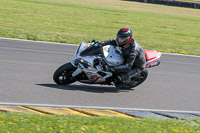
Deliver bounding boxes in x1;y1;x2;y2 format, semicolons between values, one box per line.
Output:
53;42;162;89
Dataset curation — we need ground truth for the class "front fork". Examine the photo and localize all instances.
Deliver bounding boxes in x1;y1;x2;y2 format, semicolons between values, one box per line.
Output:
71;60;77;67
71;60;83;77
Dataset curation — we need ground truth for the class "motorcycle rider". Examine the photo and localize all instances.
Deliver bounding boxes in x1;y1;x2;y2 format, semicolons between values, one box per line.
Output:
95;27;146;84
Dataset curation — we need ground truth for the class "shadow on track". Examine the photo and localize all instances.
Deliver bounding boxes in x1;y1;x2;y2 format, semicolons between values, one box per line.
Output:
36;83;134;93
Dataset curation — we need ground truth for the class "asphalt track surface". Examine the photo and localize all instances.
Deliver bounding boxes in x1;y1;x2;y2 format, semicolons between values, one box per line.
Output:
0;38;200;112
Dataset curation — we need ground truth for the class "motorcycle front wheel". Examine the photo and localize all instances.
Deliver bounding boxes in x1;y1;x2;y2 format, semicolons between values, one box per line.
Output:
53;62;77;85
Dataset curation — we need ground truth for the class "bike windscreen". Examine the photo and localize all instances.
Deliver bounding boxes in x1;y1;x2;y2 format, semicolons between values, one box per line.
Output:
80;43;103;56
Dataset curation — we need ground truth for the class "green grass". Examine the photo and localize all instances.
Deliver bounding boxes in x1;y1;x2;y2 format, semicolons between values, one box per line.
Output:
0;0;200;55
0;112;200;133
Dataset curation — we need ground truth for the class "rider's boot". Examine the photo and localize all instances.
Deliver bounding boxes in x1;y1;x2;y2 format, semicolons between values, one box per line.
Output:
117;67;143;84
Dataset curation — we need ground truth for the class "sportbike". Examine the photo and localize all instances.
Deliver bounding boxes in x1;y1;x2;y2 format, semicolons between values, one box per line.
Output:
53;42;162;89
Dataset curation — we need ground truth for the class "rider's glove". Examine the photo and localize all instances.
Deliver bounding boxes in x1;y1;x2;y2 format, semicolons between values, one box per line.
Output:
91;40;104;47
91;40;98;43
105;65;115;72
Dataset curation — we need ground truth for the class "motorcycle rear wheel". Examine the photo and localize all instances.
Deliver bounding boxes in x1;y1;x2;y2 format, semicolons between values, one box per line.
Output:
53;62;77;85
115;69;148;89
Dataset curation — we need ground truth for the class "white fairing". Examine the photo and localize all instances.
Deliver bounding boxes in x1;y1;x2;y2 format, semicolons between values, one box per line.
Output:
103;45;124;66
74;42;124;66
72;42;124;83
82;68;112;83
74;42;92;59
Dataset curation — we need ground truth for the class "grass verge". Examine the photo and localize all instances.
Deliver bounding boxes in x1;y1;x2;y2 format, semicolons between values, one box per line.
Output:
0;112;200;133
0;0;200;55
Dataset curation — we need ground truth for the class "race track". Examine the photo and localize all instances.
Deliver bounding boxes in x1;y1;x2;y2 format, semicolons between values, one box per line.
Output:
0;38;200;112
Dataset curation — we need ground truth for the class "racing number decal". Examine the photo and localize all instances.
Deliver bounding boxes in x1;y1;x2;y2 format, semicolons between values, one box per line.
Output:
90;75;100;82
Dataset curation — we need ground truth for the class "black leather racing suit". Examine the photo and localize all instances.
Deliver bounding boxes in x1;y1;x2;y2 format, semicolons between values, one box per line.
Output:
100;38;146;83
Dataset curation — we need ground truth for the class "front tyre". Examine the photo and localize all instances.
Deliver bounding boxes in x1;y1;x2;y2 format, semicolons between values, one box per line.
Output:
53;62;77;85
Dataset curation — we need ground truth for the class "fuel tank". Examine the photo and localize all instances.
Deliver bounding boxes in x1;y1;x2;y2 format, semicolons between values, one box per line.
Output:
103;45;124;66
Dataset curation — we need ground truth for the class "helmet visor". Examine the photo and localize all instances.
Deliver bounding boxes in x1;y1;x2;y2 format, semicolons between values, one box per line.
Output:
117;36;130;46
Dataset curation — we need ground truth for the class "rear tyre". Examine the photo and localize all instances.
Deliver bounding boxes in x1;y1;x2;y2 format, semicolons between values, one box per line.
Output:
129;69;148;88
115;69;148;89
53;62;77;85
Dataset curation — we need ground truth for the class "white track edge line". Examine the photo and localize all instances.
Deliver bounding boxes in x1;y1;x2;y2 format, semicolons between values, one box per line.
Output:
0;37;77;46
0;102;200;114
0;37;199;57
162;52;200;58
